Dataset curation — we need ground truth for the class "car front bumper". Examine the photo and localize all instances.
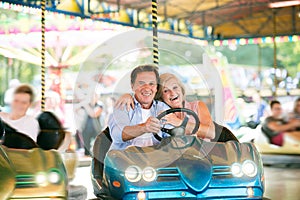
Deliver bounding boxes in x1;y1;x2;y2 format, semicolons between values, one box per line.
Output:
122;186;263;200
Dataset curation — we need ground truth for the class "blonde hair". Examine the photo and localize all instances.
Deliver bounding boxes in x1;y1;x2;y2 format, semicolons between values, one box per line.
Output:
155;73;186;101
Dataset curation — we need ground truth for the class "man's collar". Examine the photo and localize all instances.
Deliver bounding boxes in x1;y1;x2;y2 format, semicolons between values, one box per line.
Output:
133;96;157;109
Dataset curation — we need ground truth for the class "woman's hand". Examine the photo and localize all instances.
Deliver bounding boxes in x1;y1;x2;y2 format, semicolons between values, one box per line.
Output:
162;114;195;135
115;93;134;111
163;113;183;127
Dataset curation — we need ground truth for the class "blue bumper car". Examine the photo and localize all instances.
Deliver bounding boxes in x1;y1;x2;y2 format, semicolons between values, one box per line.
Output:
92;108;264;199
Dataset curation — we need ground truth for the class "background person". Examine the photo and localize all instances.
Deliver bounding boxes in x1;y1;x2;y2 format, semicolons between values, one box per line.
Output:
261;100;300;146
75;94;105;156
116;73;215;140
45;90;65;124
252;92;267;125
289;97;300;119
0;84;39;141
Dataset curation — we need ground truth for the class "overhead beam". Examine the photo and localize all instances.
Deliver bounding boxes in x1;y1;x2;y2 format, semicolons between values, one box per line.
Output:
172;1;268;19
207;5;265;28
233;21;251;35
255;11;274;35
184;0;206;21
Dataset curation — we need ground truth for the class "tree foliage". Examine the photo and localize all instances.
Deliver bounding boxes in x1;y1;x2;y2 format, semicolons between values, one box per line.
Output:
216;41;300;78
276;41;300;77
0;56;39;105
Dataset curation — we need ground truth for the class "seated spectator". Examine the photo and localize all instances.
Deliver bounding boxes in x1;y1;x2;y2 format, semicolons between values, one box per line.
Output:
261;100;300;146
289;97;300;119
0;84;39;141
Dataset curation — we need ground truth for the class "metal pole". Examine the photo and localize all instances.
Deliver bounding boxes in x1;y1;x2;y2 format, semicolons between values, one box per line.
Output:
258;44;262;90
41;0;46;111
152;0;159;65
272;9;277;98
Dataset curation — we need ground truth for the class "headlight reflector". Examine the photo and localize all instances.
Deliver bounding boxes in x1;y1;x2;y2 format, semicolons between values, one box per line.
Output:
125;165;142;182
242;160;257;177
48;170;61;184
231;163;243;177
142;167;156;182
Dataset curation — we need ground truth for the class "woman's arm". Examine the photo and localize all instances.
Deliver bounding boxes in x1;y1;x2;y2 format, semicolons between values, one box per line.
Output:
162;102;215;139
194;101;215;139
115;93;135;111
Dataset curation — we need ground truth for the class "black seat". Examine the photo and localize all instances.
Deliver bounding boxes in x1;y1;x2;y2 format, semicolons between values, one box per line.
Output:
2;128;38;149
37;111;65;150
212;122;239;143
92;127;112;197
0;117;4;140
0;117;38;149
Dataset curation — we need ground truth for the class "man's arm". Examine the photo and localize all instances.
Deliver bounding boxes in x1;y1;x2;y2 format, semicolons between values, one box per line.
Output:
267;119;300;132
108;108;130;143
122;117;160;141
109;108;161;143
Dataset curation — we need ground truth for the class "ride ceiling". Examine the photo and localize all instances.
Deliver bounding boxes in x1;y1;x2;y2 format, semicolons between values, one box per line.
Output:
2;0;300;39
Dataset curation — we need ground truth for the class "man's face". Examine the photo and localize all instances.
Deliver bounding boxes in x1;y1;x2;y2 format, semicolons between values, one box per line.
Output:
271;103;282;118
11;93;31;116
131;71;157;109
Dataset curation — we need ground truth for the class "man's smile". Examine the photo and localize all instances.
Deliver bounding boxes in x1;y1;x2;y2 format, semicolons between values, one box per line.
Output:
141;91;152;96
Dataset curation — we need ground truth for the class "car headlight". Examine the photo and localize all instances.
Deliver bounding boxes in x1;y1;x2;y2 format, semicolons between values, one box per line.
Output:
231;163;243;177
125;165;142;182
242;160;257;177
48;170;61;184
142;167;156;182
35;172;47;186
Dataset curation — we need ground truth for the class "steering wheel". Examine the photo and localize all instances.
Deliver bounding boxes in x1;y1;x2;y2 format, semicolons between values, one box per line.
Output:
154;108;200;141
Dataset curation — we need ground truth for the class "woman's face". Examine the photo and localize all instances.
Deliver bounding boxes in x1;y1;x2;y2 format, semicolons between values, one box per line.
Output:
162;78;184;108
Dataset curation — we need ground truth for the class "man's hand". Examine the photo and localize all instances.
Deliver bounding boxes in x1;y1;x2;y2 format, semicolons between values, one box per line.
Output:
122;116;161;141
143;116;161;134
